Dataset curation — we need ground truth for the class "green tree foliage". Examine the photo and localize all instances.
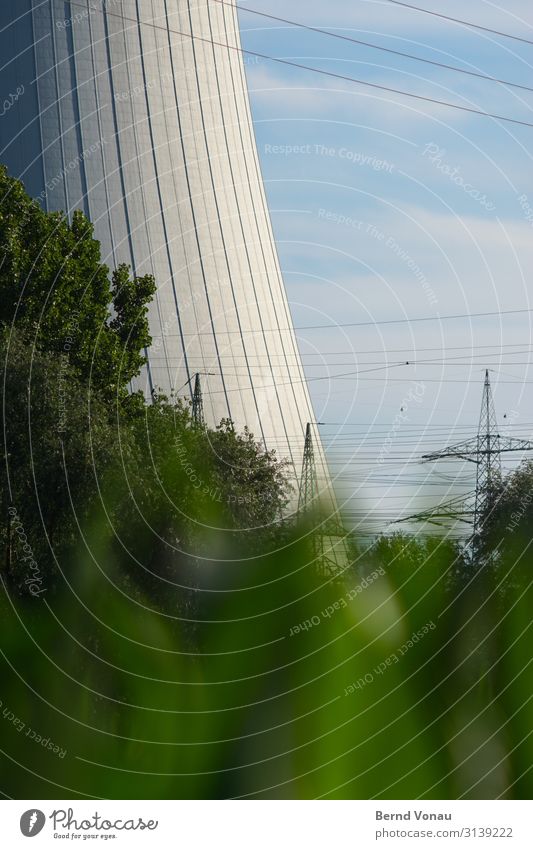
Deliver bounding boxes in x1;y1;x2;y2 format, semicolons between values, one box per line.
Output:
0;332;292;604
477;459;533;595
208;419;291;534
0;329;129;593
0;166;155;401
109;397;293;610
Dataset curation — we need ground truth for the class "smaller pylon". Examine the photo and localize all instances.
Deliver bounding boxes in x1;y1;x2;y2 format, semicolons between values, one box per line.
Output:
298;423;347;576
298;423;318;515
191;373;205;429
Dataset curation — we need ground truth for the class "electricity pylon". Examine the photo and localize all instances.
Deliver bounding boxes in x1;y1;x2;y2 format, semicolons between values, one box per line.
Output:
474;369;501;536
177;372;213;428
423;371;533;544
298;422;318;515
191;373;205;429
396;371;533;556
298;423;347;577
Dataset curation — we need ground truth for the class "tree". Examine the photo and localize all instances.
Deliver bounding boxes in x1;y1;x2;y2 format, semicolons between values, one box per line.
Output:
118;402;293;582
0;329;128;594
0;166;155;402
208;420;292;537
0;331;293;602
476;460;533;595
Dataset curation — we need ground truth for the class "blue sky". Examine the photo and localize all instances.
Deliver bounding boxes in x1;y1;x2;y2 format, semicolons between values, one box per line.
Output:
237;0;533;532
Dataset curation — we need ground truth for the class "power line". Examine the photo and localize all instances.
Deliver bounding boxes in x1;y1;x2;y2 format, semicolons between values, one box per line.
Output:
321;421;533;427
294;306;533;332
270;428;528;437
226;0;533;94
309;343;533;356
150;343;533;358
152;346;533;364
68;2;533;130
385;0;533;47
320;376;533;384
195;374;533;396
156;358;533;371
164;369;533;399
154;306;533;337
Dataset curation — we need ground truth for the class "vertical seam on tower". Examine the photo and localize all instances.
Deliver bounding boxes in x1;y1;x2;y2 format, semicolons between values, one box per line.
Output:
162;0;231;416
185;0;244;418
189;0;265;443
121;1;166;394
30;0;47;202
63;4;90;218
101;0;154;395
158;0;206;408
87;1;118;268
49;0;70;212
227;3;337;507
216;0;297;470
135;0;190;394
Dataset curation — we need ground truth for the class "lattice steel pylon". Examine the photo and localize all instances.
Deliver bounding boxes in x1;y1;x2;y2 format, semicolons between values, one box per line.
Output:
298;423;348;577
191;373;205;430
414;370;533;553
473;369;501;536
298;423;318;515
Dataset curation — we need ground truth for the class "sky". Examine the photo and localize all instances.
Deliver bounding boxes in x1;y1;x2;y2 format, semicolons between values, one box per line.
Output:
235;0;533;535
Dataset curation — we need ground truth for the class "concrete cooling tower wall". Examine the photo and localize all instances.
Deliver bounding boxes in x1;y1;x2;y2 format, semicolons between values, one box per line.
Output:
0;0;338;513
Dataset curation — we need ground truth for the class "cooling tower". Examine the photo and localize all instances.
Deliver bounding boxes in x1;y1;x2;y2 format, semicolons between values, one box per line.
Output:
0;0;337;511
